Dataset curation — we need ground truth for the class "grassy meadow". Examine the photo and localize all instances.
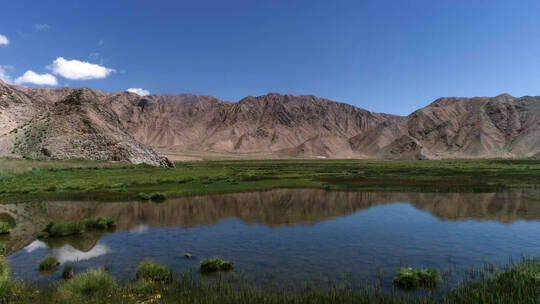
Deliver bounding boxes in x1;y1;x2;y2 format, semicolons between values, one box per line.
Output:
0;158;539;203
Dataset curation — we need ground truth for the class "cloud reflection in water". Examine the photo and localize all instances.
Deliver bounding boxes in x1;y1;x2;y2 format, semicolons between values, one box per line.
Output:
52;244;110;264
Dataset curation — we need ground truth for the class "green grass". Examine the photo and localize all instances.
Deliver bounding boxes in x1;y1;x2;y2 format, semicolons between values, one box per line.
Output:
38;256;59;271
62;265;74;280
0;221;10;234
0;159;539;203
56;269;116;301
138;191;166;202
393;267;439;291
200;257;234;274
0;259;539;303
39;218;116;238
136;261;173;282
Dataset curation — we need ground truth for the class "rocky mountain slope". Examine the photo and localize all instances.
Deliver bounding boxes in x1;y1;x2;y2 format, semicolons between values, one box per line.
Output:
0;81;170;166
0;80;539;162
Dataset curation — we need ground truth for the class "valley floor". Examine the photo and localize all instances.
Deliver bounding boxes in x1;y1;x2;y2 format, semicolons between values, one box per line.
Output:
0;158;539;203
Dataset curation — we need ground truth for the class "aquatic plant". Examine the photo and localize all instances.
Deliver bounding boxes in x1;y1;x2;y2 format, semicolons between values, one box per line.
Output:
40;221;85;238
135;261;173;282
138;192;166;202
0;222;10;234
84;217;116;229
0;259;7;281
62;265;74;280
0;259;540;303
200;257;234;274
39;218;116;238
0;259;25;301
39;256;59;271
184;252;192;259
57;269;116;300
393;267;438;290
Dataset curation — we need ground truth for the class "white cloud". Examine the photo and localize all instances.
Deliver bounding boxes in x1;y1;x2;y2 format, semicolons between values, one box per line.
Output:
52;244;110;264
47;57;115;80
127;88;150;96
89;52;100;60
0;65;13;84
0;34;8;46
129;224;149;234
24;240;48;253
15;70;58;86
35;24;50;32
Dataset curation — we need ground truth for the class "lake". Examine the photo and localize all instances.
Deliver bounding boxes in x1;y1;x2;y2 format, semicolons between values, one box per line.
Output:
2;188;539;294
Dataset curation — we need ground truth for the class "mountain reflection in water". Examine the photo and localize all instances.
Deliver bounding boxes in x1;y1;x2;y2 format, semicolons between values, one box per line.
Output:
2;188;540;289
0;189;538;255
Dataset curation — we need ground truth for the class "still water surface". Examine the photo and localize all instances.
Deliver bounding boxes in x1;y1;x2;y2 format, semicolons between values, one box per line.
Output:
2;189;539;292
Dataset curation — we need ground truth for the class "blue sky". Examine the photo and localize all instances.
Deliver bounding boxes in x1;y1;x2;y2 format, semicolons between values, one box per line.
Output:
1;0;540;115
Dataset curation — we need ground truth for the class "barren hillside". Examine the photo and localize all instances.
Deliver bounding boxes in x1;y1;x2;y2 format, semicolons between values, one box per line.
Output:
1;80;539;162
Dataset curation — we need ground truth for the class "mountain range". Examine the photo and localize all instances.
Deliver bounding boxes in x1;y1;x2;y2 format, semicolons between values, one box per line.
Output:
1;80;539;165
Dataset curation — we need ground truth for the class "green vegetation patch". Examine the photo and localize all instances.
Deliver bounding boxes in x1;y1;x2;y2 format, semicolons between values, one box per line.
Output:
0;258;539;303
200;257;234;274
57;269;116;301
0;222;10;234
138;192;166;202
40;221;85;238
62;265;74;280
393;267;439;290
39;256;59;271
39;218;116;238
136;261;173;282
1;159;539;204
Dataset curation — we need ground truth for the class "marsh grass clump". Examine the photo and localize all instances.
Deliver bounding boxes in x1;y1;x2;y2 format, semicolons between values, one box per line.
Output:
57;269;116;300
184;253;192;259
138;192;167;202
136;261;173;282
448;259;540;303
138;192;166;202
84;217;116;229
39;256;59;271
62;265;74;280
0;258;25;300
200;257;234;274
393;267;438;290
40;218;116;238
0;222;10;234
0;259;8;281
150;192;166;202
40;221;85;238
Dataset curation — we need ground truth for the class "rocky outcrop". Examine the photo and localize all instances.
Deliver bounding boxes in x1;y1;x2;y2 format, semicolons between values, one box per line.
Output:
0;81;172;166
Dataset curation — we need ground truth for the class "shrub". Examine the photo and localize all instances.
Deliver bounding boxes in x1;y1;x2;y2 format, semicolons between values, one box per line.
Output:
0;222;10;234
200;257;234;274
39;256;59;271
393;267;438;290
136;261;173;282
57;269;116;300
